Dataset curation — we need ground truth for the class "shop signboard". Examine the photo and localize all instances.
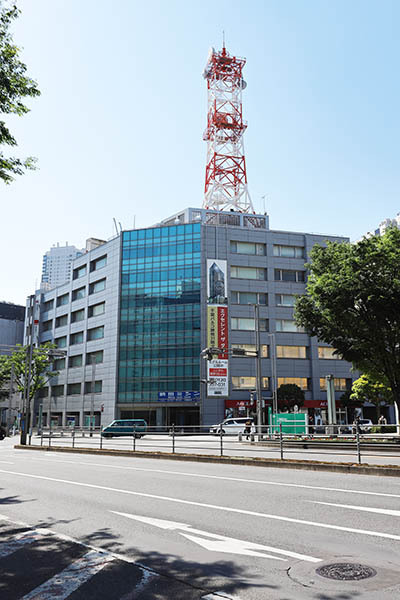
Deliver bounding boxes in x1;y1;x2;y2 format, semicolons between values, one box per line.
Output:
206;259;229;397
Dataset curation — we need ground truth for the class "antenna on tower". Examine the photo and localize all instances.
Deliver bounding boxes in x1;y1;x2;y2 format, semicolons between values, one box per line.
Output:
222;30;225;49
202;43;254;213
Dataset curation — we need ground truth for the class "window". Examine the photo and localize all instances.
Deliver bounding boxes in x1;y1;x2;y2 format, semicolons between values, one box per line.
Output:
278;377;309;390
231;266;267;280
70;331;84;345
230;241;266;255
90;255;107;272
51;384;64;397
73;265;87;280
273;245;304;258
274;269;305;283
320;377;350;391
69;354;83;368
318;347;342;360
86;350;103;365
72;286;86;301
84;380;102;394
276;345;307;359
89;278;106;295
231;376;269;389
231;318;268;331
276;294;296;307
88;302;105;318
87;325;104;341
42;319;53;332
56;293;69;307
275;320;305;333
38;387;49;398
67;383;81;395
231;292;268;305
55;314;68;328
43;299;54;312
231;344;268;357
53;358;65;370
71;308;85;323
55;336;67;348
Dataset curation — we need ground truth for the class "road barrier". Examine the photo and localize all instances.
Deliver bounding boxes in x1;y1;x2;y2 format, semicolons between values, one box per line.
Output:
27;423;400;466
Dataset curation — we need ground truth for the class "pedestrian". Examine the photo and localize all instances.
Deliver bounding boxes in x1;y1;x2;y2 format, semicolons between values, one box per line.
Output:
244;419;252;440
378;414;387;432
0;423;6;441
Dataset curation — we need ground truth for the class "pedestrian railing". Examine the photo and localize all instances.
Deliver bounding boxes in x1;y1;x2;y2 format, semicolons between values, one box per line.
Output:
24;422;400;466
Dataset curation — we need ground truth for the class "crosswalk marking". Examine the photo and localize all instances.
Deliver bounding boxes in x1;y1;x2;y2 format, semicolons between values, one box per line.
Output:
0;530;43;558
21;550;115;600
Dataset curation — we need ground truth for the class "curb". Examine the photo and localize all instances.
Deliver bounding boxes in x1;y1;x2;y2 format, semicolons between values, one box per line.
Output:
13;444;400;477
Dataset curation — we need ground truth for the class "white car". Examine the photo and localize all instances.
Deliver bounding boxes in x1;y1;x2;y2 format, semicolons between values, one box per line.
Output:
358;418;373;433
209;417;255;435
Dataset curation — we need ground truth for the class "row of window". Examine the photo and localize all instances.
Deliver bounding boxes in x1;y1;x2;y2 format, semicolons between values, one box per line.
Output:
54;350;104;370
231;344;341;359
230;242;305;258
230;318;305;333
39;380;103;397
231;377;351;391
55;326;104;348
43;278;107;311
42;302;105;331
72;255;107;280
230;266;305;282
231;292;299;306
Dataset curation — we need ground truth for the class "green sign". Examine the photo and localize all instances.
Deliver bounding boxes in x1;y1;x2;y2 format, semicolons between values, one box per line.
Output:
268;409;306;434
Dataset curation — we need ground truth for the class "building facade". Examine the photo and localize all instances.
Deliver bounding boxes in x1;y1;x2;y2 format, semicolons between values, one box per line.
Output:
0;302;25;425
28;208;357;429
41;242;85;291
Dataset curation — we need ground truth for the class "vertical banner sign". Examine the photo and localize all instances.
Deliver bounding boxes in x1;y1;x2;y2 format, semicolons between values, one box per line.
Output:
207;260;229;397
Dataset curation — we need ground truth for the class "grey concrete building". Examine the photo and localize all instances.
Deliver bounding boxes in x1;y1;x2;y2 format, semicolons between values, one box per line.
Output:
27;208;356;429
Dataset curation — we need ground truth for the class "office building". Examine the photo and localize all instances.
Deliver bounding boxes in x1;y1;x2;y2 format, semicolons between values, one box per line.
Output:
41;242;85;291
26;207;356;429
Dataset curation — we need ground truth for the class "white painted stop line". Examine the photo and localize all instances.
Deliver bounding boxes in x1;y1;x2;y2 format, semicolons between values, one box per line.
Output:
0;530;43;558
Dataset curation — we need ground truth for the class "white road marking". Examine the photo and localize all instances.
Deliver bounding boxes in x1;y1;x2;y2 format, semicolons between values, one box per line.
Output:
0;530;43;558
1;468;400;543
111;511;321;562
21;550;114;600
0;460;14;464
13;455;400;499
312;501;400;517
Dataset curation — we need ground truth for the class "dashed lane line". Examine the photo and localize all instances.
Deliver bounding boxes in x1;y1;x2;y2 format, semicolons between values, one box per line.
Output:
1;469;400;543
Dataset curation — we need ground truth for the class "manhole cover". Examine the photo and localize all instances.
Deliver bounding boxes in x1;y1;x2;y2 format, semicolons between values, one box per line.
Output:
316;563;377;581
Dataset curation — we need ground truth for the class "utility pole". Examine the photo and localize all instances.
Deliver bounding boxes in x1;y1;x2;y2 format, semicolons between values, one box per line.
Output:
21;295;35;445
268;333;278;416
90;355;96;436
254;304;262;438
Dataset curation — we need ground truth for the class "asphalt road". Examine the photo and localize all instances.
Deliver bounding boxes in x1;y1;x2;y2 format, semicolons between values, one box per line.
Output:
28;432;400;467
1;437;400;599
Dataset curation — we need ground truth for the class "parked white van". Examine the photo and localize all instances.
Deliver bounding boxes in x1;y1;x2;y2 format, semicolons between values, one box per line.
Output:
209;417;255;435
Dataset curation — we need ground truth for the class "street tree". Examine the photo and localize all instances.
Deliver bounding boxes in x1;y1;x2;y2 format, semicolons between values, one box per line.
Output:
350;374;393;417
0;2;40;183
0;343;59;401
277;383;305;412
295;227;400;413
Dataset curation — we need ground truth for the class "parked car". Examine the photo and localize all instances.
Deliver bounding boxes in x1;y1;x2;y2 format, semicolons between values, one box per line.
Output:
101;419;147;438
357;418;373;433
209;417;255;435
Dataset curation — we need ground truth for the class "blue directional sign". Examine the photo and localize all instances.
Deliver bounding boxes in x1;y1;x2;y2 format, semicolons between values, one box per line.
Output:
157;391;200;402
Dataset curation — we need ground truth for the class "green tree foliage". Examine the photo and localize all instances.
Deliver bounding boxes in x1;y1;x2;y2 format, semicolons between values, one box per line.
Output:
0;344;59;401
350;374;393;416
295;227;400;412
277;383;305;412
0;2;40;183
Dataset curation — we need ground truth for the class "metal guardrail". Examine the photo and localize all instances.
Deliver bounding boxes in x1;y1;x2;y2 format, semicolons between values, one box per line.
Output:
21;423;400;466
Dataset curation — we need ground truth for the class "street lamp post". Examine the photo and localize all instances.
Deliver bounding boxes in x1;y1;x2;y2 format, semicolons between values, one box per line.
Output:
268;333;278;416
253;304;263;439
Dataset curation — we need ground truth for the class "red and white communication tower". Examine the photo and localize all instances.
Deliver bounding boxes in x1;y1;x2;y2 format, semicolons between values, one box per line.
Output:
203;44;254;213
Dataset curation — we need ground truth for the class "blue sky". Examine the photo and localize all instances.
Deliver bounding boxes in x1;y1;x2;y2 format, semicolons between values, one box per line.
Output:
2;0;399;304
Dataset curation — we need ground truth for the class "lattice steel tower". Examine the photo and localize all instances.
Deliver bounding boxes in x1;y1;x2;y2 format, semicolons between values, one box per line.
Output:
203;44;254;213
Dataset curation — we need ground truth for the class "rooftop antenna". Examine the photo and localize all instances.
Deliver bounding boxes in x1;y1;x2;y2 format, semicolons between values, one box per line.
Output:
261;195;266;214
113;218;119;237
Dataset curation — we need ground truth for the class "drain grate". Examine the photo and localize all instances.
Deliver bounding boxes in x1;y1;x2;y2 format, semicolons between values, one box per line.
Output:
316;563;377;581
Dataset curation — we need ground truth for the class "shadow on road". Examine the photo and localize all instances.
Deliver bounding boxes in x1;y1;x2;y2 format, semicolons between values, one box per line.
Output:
0;488;36;505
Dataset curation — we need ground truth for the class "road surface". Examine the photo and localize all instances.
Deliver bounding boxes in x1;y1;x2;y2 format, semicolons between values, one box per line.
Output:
1;437;400;599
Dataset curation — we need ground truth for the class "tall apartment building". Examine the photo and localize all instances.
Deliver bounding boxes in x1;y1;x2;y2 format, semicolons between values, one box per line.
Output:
41;243;85;291
27;208;356;429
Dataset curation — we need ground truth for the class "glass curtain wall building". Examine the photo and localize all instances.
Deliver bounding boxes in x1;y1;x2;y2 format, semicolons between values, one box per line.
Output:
118;223;201;426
